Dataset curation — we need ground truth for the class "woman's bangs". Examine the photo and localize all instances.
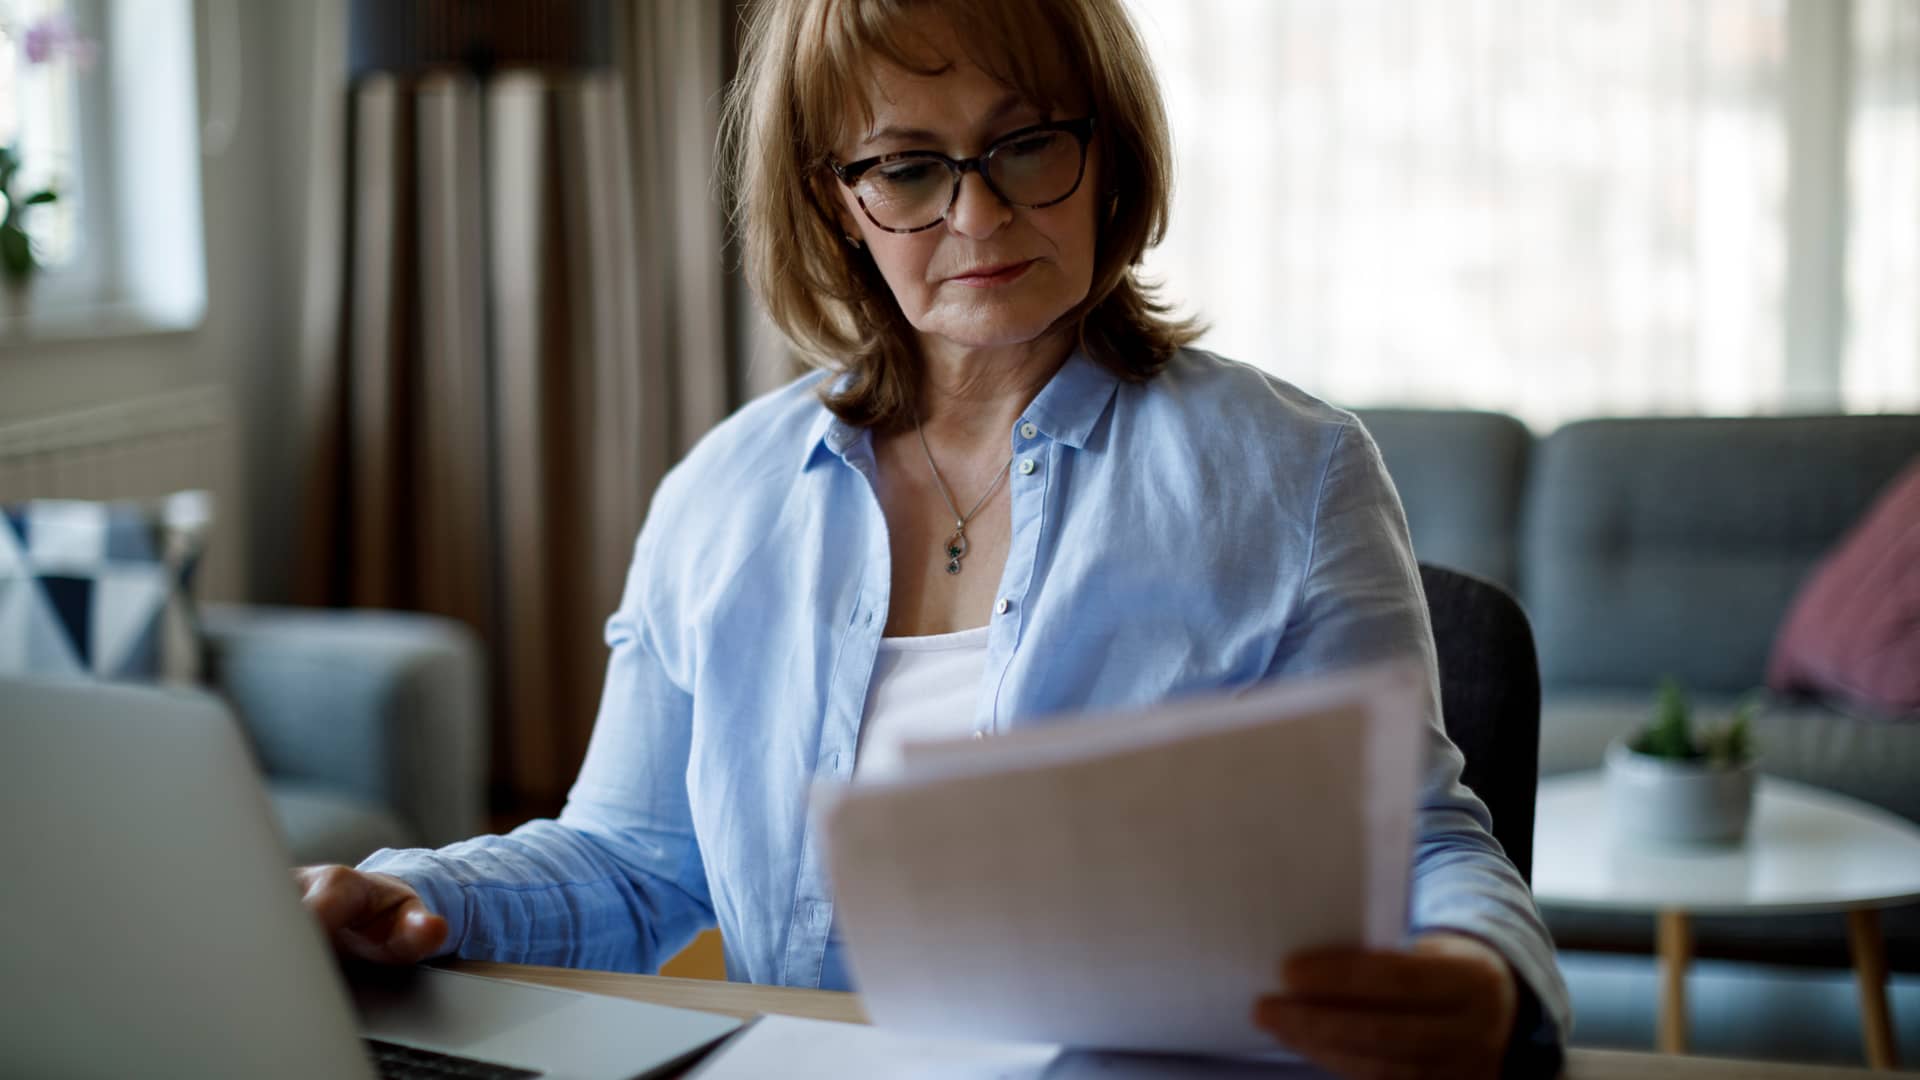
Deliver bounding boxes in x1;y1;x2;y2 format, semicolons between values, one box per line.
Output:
941;0;1090;118
796;0;1090;154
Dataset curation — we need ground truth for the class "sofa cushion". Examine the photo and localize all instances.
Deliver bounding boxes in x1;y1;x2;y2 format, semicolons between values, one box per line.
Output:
1767;456;1920;716
1354;409;1532;590
0;491;211;683
1522;416;1920;696
269;781;416;867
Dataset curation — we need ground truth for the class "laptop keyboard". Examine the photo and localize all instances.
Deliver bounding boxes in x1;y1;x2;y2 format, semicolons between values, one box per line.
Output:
364;1037;544;1079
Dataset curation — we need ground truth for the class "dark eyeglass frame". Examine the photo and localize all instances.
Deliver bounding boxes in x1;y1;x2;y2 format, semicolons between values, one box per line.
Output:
828;117;1098;234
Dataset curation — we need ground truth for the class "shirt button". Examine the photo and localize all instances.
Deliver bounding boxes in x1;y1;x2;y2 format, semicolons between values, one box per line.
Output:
995;598;1010;615
1020;422;1038;439
1018;458;1036;476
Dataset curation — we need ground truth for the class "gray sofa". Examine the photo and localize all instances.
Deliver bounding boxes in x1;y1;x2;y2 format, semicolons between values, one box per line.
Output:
1358;410;1920;1028
202;605;489;865
5;606;487;867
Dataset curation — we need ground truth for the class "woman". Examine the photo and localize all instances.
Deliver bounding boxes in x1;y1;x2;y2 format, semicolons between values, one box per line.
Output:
299;0;1570;1075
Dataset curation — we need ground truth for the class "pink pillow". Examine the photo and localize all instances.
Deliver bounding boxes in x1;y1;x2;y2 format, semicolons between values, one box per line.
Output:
1768;457;1920;717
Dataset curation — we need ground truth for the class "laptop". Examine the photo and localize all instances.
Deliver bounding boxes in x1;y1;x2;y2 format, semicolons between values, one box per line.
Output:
0;676;743;1079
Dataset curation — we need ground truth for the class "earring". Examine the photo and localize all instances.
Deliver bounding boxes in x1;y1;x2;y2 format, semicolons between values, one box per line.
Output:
844;233;865;250
1105;195;1119;222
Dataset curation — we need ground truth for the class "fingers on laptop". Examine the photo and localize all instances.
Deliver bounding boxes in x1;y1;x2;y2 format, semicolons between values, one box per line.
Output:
294;865;448;964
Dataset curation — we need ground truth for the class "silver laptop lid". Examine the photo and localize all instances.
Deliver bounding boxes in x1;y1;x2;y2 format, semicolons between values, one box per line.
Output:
0;676;377;1079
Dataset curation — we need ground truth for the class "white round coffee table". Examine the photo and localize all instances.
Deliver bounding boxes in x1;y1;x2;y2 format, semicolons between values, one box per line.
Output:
1534;772;1920;1070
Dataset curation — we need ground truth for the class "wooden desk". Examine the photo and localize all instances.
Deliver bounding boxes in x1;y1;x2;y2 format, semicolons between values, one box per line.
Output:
445;960;1883;1078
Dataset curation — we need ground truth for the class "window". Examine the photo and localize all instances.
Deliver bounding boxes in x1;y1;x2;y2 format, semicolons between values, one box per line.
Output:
1847;0;1920;412
1126;0;1919;427
0;0;97;300
0;0;203;337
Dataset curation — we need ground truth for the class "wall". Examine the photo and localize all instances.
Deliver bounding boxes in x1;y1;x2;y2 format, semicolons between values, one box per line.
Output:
0;0;322;604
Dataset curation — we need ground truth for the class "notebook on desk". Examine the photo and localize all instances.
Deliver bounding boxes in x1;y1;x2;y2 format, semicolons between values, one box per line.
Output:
0;676;742;1080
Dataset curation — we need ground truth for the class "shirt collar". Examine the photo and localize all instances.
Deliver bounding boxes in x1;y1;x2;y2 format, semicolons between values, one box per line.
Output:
803;372;862;472
1020;348;1120;450
801;349;1120;470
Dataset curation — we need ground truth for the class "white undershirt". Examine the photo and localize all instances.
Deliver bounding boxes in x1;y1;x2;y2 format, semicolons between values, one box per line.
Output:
852;625;990;780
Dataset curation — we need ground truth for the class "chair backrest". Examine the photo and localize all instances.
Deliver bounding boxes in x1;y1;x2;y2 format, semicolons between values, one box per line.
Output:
1420;562;1540;884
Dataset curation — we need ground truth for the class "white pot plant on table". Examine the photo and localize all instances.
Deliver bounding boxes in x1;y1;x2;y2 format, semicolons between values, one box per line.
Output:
1606;679;1760;845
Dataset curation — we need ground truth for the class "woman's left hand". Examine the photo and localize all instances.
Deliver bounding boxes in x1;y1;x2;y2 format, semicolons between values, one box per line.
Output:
1251;931;1518;1080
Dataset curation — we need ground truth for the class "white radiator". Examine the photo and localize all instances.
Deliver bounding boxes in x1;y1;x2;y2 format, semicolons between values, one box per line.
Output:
0;386;247;603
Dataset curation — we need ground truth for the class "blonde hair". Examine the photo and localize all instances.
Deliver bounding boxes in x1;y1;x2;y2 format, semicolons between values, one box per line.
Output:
721;0;1199;432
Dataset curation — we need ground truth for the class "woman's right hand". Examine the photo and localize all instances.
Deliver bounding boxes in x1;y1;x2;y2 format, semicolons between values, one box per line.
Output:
294;865;449;965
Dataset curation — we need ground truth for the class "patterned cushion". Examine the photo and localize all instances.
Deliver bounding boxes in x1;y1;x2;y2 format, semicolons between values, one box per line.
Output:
1767;456;1920;716
0;491;211;683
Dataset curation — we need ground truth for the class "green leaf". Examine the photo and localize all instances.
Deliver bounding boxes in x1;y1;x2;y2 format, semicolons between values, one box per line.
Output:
1714;689;1764;766
1639;676;1697;759
0;224;36;278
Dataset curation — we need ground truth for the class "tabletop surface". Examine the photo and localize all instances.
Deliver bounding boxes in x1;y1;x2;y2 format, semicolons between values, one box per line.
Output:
1534;772;1920;914
441;961;1883;1078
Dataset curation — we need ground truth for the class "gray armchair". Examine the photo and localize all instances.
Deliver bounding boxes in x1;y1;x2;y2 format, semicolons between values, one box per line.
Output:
199;605;488;865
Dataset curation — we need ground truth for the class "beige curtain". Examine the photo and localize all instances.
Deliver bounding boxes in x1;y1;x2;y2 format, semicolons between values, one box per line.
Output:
295;1;764;814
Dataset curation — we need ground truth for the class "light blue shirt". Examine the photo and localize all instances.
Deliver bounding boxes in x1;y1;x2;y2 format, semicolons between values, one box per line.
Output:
360;347;1571;1046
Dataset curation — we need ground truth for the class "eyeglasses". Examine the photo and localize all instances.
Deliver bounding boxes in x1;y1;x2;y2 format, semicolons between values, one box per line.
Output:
829;117;1097;234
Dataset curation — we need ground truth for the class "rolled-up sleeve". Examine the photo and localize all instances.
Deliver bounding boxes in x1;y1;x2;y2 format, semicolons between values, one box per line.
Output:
1263;418;1573;1052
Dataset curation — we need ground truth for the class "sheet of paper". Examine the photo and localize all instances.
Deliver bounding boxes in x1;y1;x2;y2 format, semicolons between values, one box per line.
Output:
686;1015;1336;1079
816;661;1427;1054
1043;1050;1331;1078
896;662;1426;789
684;1015;1061;1079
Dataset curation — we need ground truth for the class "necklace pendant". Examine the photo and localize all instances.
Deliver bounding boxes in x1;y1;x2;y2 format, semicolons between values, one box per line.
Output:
944;529;968;575
915;418;1015;581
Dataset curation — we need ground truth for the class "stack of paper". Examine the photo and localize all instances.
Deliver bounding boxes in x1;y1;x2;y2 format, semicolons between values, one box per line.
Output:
688;1015;1332;1078
813;662;1428;1055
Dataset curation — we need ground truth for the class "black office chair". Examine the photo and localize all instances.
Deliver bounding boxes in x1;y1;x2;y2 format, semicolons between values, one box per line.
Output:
1419;562;1541;885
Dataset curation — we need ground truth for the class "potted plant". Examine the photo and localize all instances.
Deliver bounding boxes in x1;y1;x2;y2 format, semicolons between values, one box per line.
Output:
1605;678;1760;845
0;11;94;318
0;143;58;301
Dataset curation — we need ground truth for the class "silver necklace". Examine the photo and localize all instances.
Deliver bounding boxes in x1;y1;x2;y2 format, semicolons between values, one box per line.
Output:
915;419;1014;575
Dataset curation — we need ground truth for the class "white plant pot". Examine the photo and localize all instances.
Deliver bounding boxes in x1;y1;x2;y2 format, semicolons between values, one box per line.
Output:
1604;738;1757;846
